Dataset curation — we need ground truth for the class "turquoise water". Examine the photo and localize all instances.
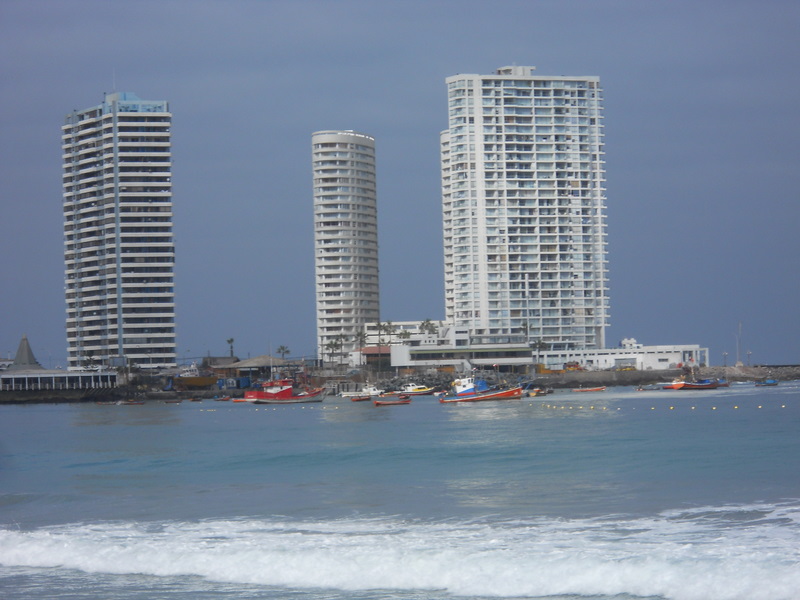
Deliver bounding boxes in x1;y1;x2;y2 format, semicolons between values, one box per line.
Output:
1;383;799;599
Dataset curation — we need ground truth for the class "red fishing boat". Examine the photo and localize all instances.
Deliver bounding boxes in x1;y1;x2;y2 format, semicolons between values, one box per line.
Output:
245;379;326;404
439;386;523;403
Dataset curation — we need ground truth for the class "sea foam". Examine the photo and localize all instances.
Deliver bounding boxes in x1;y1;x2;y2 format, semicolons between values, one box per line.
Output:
1;502;799;600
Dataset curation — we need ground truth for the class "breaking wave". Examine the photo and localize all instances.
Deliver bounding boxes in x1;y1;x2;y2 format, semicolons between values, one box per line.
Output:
2;501;799;600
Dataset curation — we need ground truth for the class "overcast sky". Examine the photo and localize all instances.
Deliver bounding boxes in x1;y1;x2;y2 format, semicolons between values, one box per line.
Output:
1;0;798;367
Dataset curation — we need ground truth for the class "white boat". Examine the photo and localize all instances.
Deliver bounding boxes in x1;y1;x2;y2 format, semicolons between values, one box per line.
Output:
340;384;384;397
449;377;490;396
390;383;436;396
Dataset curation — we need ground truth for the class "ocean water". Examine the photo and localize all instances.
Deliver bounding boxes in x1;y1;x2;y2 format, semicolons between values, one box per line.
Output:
1;383;799;600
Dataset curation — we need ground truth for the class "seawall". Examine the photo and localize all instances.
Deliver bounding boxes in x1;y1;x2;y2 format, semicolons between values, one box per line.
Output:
527;365;799;389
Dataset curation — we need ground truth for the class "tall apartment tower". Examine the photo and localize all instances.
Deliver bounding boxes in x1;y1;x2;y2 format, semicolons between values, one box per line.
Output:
312;130;380;361
62;92;176;369
441;66;609;351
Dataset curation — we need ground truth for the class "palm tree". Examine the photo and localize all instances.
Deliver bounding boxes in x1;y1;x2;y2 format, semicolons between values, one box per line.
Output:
419;319;438;335
353;330;368;366
276;345;290;360
353;330;368;350
334;334;348;364
324;340;339;364
226;338;235;357
384;321;397;346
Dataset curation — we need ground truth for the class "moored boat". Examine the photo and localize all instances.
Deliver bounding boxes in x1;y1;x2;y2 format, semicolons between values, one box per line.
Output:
373;397;411;406
754;379;778;387
396;383;436;396
439;385;524;403
340;384;384;397
572;386;606;392
350;395;373;402
672;379;720;390
662;380;686;389
245;379;326;403
522;382;550;396
252;395;324;405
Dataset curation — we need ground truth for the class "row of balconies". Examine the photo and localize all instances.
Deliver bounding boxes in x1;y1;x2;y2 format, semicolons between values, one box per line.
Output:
67;329;176;343
68;288;175;302
66;239;173;256
68;303;175;316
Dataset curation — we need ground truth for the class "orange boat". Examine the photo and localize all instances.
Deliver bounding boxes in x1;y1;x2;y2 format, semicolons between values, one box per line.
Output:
351;395;373;402
662;380;686;389
572;386;606;392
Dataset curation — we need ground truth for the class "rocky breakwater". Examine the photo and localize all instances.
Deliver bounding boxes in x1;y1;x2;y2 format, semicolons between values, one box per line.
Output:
699;364;800;382
529;365;800;389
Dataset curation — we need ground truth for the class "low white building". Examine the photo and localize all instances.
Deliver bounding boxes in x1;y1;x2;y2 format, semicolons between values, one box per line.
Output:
350;324;707;373
1;336;117;391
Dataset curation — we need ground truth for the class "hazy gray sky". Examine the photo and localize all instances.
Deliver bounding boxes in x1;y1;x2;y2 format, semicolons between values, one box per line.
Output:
1;0;798;366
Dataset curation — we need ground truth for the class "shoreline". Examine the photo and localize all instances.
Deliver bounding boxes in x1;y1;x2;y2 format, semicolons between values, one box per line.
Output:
1;365;797;403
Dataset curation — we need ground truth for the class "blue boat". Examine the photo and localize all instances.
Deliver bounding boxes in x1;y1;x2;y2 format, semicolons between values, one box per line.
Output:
754;379;778;387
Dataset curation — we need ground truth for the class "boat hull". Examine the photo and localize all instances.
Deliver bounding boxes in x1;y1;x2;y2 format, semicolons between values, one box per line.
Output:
244;380;326;403
439;386;523;403
174;376;218;389
341;386;384;397
755;379;778;387
373;399;411;406
679;381;719;390
662;381;686;389
251;396;324;404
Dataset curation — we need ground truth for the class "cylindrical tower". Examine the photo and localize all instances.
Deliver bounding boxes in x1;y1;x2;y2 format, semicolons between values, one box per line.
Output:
312;130;380;363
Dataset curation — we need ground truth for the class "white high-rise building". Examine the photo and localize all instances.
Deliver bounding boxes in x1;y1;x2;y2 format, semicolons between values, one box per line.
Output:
441;66;609;351
312;130;380;361
62;92;176;369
